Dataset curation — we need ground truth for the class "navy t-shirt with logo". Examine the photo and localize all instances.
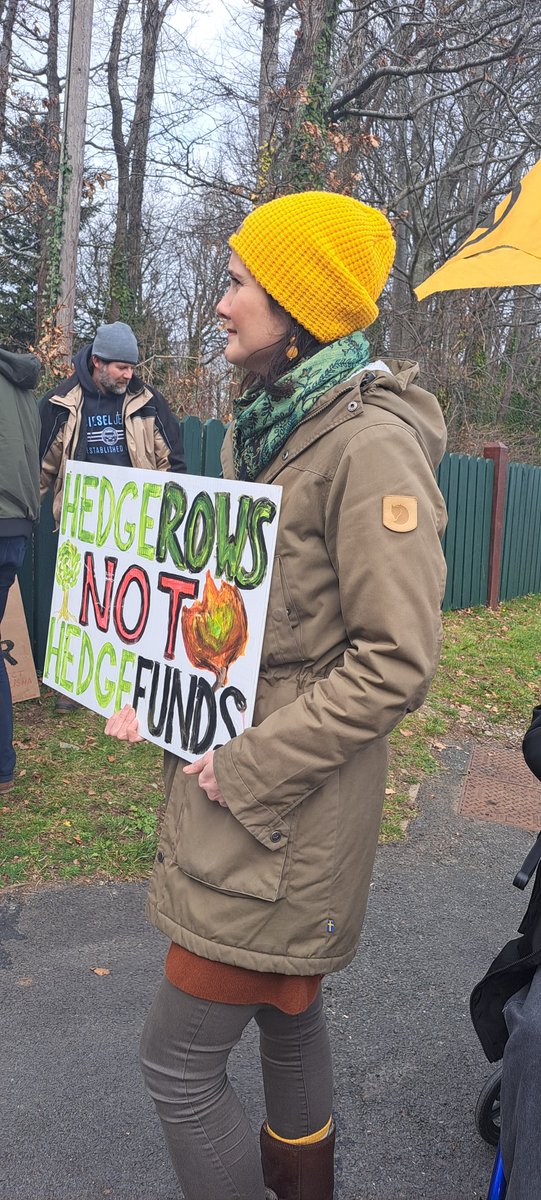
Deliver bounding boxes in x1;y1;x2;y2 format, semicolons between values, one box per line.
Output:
83;392;131;467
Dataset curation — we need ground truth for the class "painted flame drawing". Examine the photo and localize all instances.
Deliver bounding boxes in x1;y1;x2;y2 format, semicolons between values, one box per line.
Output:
181;571;249;690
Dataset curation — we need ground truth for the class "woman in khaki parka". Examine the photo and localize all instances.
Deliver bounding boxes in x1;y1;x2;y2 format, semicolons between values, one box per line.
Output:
106;191;447;1200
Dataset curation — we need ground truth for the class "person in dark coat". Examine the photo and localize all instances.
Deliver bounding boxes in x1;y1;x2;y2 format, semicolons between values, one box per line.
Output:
497;706;541;1199
0;346;41;790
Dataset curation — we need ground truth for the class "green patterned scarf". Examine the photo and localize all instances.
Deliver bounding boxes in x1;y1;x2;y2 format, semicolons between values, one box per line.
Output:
232;331;370;481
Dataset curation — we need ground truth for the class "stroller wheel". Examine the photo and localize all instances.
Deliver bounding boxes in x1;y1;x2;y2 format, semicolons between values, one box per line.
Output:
475;1066;503;1147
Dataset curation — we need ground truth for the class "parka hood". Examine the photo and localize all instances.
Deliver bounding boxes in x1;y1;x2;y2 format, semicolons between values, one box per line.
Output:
73;344;100;396
359;359;447;470
0;346;41;392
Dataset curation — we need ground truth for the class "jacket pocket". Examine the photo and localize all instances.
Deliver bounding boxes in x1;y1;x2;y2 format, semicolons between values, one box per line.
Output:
173;784;294;902
263;555;304;667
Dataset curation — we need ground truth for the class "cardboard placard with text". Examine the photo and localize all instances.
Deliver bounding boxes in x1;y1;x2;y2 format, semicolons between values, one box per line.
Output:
2;578;40;703
42;462;282;761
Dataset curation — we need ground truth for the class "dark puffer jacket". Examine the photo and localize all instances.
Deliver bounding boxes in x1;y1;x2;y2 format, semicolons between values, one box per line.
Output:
0;347;41;536
470;706;541;1061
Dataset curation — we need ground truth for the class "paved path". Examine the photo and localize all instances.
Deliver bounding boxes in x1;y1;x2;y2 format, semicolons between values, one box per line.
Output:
0;742;535;1199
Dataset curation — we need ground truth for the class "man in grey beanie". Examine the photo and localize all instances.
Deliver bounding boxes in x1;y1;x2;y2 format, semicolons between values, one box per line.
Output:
39;320;185;711
40;320;185;516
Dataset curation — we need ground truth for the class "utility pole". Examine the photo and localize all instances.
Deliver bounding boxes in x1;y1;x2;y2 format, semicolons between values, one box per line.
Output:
55;0;94;363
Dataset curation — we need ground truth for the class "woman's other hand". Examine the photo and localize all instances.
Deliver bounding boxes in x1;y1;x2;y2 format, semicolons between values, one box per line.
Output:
104;705;143;743
183;750;228;807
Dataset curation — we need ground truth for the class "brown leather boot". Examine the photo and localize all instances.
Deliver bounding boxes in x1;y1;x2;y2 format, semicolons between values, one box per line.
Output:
260;1121;335;1200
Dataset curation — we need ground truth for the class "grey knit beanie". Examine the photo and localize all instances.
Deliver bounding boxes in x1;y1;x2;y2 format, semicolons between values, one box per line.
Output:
91;321;138;364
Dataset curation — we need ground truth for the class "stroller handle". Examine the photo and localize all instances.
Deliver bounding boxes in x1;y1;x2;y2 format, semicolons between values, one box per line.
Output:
513;831;541;891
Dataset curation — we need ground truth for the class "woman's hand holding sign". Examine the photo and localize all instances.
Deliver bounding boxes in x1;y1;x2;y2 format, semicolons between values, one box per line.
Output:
184;750;228;808
105;708;227;808
105;704;143;743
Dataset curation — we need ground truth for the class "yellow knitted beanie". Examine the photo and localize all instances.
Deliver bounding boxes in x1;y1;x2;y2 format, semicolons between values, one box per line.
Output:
229;191;395;342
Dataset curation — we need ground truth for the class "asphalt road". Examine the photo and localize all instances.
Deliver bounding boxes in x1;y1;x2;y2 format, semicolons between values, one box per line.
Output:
0;742;534;1200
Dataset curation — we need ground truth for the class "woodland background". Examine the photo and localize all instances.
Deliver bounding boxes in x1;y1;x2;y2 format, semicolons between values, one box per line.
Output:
1;0;540;457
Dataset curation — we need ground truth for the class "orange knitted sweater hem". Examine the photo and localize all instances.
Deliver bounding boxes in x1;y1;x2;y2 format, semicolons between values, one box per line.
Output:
165;943;322;1015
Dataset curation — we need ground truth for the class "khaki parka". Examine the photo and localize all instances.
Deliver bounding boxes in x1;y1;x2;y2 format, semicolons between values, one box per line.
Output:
147;361;447;976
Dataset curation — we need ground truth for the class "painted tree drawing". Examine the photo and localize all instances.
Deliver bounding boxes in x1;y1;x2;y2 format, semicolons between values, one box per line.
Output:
181;571;248;691
55;540;82;620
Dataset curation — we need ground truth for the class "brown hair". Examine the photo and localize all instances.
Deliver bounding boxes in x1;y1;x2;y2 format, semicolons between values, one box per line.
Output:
240;295;322;399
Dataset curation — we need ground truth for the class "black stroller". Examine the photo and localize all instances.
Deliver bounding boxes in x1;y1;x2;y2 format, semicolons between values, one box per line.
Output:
470;830;541;1200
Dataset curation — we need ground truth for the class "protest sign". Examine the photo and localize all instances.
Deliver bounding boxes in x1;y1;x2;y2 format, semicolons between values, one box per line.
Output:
42;463;281;761
2;579;40;703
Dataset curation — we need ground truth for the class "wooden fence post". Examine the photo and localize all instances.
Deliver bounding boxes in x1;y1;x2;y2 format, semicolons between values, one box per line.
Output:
483;441;509;609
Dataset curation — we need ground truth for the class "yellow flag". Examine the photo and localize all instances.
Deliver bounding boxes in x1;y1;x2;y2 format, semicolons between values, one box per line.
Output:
415;158;541;300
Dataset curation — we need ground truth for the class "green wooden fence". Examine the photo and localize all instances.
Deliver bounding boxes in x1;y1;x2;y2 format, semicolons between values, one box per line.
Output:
500;462;541;601
436;452;493;610
15;424;541;673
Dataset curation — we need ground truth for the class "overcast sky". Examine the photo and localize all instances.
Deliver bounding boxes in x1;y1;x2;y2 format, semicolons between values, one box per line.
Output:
172;0;245;54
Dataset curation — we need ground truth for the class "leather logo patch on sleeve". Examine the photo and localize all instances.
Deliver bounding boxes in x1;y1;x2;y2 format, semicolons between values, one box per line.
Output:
382;495;418;532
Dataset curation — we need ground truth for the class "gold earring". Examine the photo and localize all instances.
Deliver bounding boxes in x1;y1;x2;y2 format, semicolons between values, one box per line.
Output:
285;335;299;361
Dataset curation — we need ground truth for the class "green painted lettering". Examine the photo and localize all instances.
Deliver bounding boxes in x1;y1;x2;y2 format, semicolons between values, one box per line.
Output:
114;650;136;710
237;498;277;589
44;615;65;684
77;476;99;543
184;492;215;572
156;482;187;569
215;493;251;581
58;622;81;691
75;631;94;695
113;481;138;551
96;477;115;547
95;642;117;708
137;483;162;560
60;471;81;538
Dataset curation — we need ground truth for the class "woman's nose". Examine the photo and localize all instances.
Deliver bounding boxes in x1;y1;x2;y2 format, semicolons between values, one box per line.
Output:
216;291;230;318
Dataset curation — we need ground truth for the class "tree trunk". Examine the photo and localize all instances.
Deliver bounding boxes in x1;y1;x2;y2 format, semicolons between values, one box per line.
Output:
35;0;61;341
55;0;94;361
0;0;18;156
107;0;174;330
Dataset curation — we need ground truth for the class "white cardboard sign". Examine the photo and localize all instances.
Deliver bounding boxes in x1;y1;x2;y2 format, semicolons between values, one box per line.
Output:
42;463;281;760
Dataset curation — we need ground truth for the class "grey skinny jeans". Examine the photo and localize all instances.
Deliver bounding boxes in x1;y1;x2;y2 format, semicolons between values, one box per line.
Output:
500;966;541;1199
140;977;333;1200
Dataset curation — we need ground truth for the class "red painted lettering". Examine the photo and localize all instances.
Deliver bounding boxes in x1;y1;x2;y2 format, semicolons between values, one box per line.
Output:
158;573;199;659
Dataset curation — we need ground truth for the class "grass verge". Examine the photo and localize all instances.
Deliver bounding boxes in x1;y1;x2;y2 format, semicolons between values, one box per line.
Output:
3;595;541;887
2;692;162;888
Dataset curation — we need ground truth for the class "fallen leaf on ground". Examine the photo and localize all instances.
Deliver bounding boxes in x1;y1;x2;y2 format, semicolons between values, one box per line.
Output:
90;967;110;976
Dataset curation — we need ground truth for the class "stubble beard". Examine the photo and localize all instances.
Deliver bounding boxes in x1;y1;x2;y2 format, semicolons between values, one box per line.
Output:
94;363;128;395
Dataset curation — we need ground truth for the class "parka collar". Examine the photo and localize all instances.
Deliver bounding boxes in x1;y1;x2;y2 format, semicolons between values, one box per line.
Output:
222;360;446;483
